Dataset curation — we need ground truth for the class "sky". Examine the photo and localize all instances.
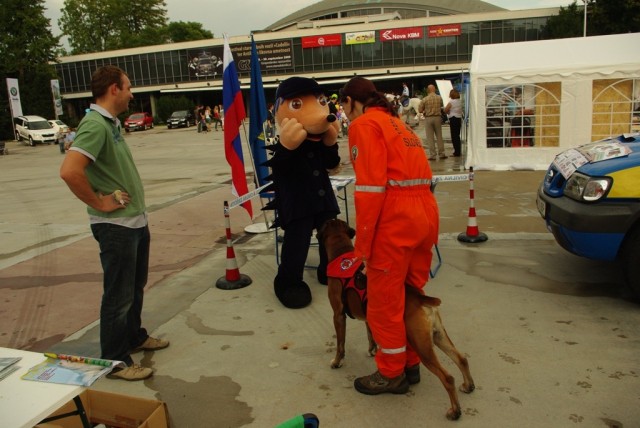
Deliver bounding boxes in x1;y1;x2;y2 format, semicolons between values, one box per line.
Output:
42;0;574;44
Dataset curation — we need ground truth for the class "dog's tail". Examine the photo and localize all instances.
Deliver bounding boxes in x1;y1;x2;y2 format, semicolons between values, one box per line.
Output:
406;285;441;307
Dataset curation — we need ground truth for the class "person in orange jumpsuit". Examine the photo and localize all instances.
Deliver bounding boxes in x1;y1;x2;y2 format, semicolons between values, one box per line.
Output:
339;77;440;395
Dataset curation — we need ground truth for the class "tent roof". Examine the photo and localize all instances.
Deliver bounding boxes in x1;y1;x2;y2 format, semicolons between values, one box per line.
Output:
470;33;640;80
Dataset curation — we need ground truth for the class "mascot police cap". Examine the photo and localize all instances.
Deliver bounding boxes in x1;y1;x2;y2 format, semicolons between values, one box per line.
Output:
276;77;324;100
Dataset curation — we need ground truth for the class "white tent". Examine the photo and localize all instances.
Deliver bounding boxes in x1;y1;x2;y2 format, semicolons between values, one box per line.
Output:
466;33;640;170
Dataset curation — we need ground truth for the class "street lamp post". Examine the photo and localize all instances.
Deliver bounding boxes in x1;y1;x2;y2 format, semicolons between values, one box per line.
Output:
582;0;588;37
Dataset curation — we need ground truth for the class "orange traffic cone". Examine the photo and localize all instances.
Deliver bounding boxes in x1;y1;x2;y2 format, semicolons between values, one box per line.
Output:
457;167;488;244
216;201;252;290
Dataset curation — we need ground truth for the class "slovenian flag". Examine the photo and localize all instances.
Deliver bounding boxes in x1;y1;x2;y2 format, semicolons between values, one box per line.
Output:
223;34;252;218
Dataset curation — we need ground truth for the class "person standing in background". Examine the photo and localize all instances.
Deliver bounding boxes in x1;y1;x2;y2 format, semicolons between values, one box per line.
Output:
213;105;224;131
329;93;339;117
444;88;463;157
60;65;169;381
63;127;76;152
400;82;410;106
419;84;447;160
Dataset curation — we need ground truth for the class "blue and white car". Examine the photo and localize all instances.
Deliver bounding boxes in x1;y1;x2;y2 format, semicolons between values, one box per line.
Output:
537;133;640;297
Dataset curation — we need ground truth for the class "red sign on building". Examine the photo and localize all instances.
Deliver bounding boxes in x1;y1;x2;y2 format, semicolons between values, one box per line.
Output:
428;24;462;38
380;27;424;42
302;34;342;48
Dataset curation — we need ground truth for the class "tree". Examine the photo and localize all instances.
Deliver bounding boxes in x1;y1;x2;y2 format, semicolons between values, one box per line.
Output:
58;0;118;53
0;0;60;139
589;0;640;36
166;22;214;43
543;0;640;39
541;1;584;39
59;0;168;54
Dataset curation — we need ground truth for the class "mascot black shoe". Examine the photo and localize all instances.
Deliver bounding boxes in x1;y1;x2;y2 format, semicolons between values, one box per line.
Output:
274;275;312;309
263;77;341;309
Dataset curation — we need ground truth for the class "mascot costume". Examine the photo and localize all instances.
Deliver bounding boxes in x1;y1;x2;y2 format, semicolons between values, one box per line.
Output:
264;77;341;309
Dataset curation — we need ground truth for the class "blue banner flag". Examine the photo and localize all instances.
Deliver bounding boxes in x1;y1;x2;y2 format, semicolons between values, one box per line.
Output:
249;35;270;187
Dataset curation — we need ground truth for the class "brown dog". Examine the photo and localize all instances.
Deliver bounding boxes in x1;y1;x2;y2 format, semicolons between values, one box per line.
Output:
317;218;475;420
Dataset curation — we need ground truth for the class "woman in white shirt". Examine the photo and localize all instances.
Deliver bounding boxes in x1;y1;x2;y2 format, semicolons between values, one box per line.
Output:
444;89;463;157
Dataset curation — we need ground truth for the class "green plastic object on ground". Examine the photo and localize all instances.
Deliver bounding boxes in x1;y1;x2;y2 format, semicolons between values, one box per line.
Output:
275;413;319;428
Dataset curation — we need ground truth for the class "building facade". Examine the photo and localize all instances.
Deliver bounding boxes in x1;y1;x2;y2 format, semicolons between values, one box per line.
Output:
55;5;558;119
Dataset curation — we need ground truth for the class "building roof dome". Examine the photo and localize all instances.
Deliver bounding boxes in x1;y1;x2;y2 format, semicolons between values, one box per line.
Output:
264;0;505;31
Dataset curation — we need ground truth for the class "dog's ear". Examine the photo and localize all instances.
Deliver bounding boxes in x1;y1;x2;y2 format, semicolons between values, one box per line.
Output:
348;226;356;239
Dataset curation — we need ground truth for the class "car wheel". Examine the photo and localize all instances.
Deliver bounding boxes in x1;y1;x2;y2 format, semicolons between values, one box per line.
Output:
29;136;35;147
621;226;640;298
15;130;22;141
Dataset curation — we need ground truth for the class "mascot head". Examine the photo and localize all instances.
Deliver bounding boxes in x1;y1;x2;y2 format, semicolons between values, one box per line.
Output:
274;77;339;145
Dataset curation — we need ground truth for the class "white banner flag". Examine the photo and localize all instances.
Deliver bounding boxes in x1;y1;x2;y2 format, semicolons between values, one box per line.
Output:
51;79;63;116
6;78;23;118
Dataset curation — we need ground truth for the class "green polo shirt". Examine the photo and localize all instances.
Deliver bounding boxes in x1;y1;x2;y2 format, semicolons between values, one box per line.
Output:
70;106;146;226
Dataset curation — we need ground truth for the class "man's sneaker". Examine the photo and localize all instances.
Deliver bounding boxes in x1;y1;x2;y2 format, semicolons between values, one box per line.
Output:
132;336;170;353
354;371;409;395
439;154;448;159
106;364;153;381
405;364;421;385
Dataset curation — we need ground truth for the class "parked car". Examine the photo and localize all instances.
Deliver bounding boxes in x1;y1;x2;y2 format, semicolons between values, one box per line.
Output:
48;119;70;139
124;112;154;132
14;115;57;146
537;133;640;297
167;110;196;129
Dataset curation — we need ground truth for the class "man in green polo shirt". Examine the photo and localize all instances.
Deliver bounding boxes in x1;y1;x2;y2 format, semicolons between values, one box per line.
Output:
60;66;169;381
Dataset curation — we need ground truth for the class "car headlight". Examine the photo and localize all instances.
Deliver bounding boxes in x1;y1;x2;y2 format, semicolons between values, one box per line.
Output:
564;172;611;202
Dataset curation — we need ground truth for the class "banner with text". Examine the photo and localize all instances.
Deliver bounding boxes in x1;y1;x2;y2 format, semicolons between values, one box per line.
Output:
6;78;23;117
345;31;375;45
380;27;423;42
233;40;293;72
302;34;341;48
187;41;293;78
428;24;462;38
51;79;63;116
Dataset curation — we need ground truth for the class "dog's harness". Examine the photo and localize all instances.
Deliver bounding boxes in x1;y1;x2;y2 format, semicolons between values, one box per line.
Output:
327;251;366;319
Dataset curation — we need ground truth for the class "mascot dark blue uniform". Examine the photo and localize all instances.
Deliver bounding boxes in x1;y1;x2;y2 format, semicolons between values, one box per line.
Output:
264;77;341;309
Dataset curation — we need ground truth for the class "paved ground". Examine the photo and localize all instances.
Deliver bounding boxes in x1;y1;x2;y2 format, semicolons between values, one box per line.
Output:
1;123;639;428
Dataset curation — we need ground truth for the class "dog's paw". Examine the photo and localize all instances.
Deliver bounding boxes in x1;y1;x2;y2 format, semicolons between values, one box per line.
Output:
330;359;343;369
460;382;475;394
446;407;462;421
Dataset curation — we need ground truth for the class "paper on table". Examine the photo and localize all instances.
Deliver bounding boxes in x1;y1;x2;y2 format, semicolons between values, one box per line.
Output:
21;354;125;387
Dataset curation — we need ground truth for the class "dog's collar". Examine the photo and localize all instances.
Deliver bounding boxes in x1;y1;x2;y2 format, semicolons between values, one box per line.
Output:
327;251;362;278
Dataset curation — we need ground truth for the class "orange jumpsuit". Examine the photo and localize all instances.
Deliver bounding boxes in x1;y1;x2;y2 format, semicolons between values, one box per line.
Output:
348;107;439;378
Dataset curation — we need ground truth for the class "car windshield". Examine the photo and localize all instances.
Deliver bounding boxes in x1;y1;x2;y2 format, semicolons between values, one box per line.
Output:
172;111;187;118
129;114;144;120
31;121;52;130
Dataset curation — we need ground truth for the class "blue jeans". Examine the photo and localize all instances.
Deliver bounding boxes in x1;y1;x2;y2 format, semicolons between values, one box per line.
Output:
91;223;150;365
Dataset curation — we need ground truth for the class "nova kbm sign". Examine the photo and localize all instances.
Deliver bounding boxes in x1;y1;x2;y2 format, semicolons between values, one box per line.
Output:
380;27;423;42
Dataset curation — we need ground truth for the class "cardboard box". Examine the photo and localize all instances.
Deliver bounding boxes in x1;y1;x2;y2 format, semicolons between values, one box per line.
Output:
36;389;169;428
